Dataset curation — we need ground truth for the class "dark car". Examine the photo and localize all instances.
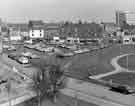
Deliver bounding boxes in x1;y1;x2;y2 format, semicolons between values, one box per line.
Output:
0;79;7;85
110;85;132;95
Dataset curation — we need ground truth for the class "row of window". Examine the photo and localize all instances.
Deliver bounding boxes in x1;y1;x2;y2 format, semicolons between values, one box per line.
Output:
32;30;42;32
124;37;135;42
31;33;43;36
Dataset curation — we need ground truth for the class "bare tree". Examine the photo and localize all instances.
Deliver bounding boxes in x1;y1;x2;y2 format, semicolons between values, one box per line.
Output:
28;59;64;106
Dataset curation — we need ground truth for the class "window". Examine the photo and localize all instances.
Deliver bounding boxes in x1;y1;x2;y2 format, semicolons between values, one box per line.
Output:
32;34;34;36
67;40;70;42
132;38;135;42
124;40;129;42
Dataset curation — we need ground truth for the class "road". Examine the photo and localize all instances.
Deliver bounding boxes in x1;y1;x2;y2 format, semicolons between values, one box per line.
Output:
60;77;135;106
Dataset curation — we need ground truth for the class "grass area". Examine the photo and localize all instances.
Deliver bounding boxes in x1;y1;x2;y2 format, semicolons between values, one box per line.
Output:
101;72;135;87
68;44;132;78
118;54;135;70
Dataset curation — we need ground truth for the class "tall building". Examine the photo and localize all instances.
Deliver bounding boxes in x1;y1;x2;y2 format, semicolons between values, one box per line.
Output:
116;11;135;28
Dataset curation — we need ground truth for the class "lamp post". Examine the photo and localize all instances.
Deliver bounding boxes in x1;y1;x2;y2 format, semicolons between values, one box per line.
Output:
74;91;78;106
6;77;11;106
126;55;128;71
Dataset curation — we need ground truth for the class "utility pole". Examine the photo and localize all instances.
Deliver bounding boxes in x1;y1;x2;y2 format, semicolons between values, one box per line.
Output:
126;55;128;71
6;77;11;106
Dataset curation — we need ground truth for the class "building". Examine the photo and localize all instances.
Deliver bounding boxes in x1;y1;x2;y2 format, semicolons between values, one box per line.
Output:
116;11;135;28
44;23;61;39
9;27;22;41
101;22;117;34
122;31;135;44
28;20;44;39
116;11;126;28
66;37;80;44
19;24;29;37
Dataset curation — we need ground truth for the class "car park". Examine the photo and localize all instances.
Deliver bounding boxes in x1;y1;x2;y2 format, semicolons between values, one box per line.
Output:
7;46;16;51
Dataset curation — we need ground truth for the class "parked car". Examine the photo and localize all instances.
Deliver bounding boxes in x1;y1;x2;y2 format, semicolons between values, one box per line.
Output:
24;39;33;44
22;52;32;57
82;48;90;52
7;46;16;51
18;56;29;64
63;52;74;57
30;54;40;59
110;85;134;95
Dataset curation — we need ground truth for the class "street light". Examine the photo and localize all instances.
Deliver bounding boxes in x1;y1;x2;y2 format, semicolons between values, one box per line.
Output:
126;55;128;72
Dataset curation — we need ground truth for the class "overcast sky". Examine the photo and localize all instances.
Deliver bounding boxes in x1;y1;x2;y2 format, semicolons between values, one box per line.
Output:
1;0;135;23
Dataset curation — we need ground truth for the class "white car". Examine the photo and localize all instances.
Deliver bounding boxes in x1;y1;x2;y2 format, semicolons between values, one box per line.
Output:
82;48;90;52
74;50;83;54
42;47;54;52
22;52;32;57
25;39;33;44
7;46;16;51
64;52;74;57
18;56;29;64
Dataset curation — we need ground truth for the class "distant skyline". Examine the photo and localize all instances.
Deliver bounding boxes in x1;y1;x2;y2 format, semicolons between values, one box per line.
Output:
1;0;135;23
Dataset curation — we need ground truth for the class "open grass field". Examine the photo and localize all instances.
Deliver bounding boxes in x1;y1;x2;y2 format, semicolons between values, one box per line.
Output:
101;72;135;87
118;54;135;70
67;44;135;79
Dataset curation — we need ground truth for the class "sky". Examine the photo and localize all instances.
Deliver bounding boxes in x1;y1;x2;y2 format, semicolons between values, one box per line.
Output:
1;0;135;23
